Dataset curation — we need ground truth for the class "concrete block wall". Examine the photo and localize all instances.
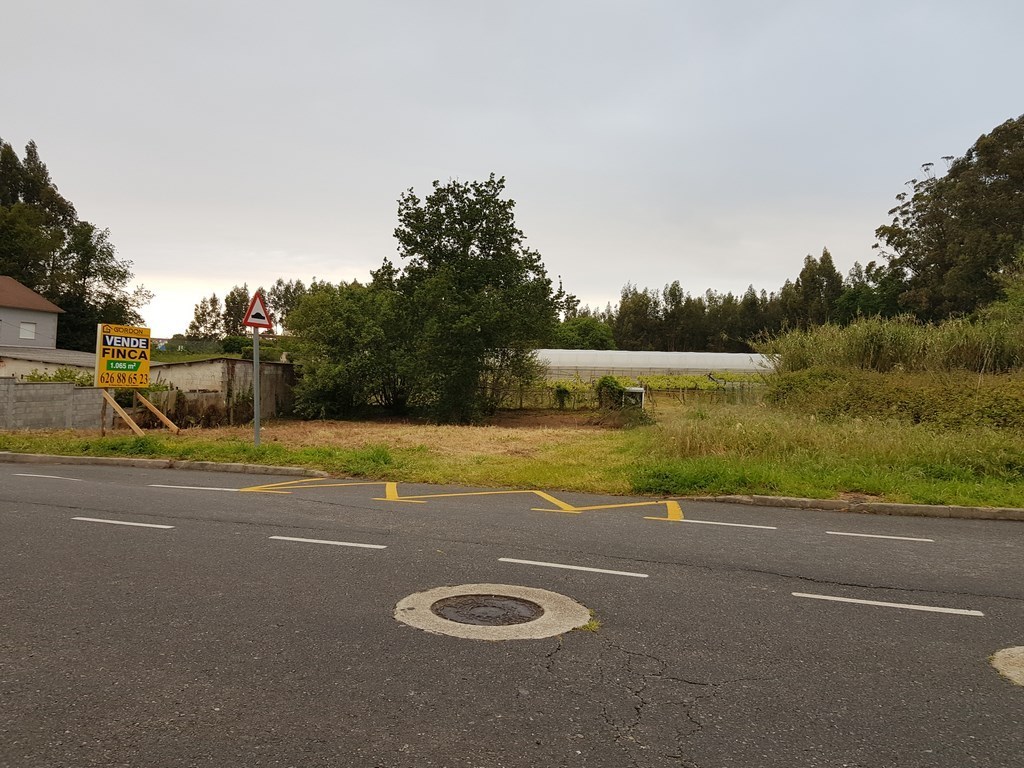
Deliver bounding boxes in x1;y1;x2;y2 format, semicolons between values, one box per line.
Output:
225;360;295;419
152;359;295;422
0;378;111;430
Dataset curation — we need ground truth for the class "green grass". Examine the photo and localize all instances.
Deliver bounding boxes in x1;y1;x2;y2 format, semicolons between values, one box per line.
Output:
631;404;1024;507
575;612;601;633
2;395;1022;508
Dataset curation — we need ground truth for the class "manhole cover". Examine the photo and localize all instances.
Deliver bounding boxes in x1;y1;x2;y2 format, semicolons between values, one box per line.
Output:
395;583;591;640
431;594;544;626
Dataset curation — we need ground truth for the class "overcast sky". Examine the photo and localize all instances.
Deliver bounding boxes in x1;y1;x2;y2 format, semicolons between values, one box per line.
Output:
3;1;1022;336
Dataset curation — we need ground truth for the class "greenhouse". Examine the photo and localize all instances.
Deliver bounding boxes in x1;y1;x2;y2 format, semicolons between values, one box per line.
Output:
534;349;772;380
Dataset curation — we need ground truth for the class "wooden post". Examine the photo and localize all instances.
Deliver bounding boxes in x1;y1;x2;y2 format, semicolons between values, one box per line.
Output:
100;389;145;436
100;390;108;436
136;392;181;434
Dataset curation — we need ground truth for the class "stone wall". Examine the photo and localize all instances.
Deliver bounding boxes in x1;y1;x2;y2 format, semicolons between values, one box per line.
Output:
0;378;113;430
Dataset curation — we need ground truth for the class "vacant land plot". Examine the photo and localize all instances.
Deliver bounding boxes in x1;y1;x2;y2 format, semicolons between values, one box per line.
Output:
2;397;1022;509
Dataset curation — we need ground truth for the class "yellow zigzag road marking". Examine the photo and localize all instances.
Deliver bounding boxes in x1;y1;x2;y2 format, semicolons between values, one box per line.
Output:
533;499;684;521
375;483;577;512
240;478;385;494
238;479;684;521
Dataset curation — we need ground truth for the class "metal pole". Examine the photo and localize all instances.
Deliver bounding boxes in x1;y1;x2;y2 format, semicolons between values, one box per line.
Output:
253;327;261;447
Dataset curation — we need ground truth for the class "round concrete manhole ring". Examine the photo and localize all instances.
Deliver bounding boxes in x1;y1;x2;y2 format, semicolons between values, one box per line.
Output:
395;583;591;641
991;646;1024;686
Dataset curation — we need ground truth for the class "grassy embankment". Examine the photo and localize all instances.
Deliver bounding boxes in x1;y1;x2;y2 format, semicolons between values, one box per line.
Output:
2;317;1022;507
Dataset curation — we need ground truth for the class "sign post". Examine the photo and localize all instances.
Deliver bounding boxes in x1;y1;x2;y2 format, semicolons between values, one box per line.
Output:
242;290;273;446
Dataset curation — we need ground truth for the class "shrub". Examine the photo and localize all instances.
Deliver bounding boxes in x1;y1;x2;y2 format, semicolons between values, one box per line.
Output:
553;383;571;410
24;367;93;387
221;335;248;354
595;375;626;409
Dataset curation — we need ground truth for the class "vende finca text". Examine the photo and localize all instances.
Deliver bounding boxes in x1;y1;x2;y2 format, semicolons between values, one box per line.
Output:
101;335;150;360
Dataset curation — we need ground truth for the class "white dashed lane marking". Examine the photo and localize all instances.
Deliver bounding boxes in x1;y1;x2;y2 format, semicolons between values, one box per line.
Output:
14;473;82;481
72;517;175;530
269;535;386;549
148;484;241;492
826;531;934;542
681;518;777;530
499;557;648;578
792;592;983;616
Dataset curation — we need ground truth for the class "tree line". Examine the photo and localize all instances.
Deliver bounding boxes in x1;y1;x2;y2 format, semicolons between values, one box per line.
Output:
183;278;308;341
565;248;849;353
564;114;1024;352
5;113;1022;421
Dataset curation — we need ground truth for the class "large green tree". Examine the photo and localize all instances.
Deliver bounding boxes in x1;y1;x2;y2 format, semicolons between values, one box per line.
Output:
874;114;1024;320
385;174;564;422
0;138;149;349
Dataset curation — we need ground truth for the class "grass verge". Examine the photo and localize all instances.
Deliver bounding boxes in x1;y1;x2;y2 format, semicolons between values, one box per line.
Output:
631;403;1024;507
0;421;643;495
1;401;1022;508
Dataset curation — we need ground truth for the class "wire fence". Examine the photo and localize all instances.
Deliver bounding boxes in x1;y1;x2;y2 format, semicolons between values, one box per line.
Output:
502;382;766;411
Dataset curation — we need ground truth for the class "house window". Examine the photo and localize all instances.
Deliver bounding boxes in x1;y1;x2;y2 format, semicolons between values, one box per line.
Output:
19;322;37;340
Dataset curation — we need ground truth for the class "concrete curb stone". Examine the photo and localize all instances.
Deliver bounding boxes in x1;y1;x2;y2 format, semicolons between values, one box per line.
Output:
710;494;1024;522
0;452;173;469
0;452;327;477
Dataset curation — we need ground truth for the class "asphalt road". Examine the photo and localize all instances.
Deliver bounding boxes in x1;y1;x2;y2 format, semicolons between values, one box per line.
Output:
1;463;1022;768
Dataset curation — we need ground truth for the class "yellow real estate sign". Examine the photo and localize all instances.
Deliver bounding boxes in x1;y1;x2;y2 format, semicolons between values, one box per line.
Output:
95;323;151;388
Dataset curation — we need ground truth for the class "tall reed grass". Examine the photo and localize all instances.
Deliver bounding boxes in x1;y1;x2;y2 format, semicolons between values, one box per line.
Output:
758;315;1024;374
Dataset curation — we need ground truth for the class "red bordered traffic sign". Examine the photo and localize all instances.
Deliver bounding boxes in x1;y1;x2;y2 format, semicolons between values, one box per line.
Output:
243;290;273;329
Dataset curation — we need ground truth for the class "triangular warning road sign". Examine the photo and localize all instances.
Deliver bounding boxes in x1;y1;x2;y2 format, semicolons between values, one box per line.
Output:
243;290;274;330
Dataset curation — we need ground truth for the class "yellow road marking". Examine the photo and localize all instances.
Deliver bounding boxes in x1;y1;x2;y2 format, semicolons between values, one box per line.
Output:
239;477;683;521
376;481;424;503
241;479;386;494
533;498;684;521
376;485;579;511
239;477;328;493
645;500;685;522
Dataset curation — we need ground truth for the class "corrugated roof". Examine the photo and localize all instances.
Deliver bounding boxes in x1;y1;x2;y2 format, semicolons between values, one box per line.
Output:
0;276;64;313
534;349;772;373
0;346;96;368
0;347;165;367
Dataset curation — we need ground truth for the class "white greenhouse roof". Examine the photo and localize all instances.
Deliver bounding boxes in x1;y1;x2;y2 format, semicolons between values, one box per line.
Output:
534;349;772;374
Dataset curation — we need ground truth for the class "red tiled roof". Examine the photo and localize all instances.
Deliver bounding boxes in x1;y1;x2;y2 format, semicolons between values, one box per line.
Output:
0;276;64;313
